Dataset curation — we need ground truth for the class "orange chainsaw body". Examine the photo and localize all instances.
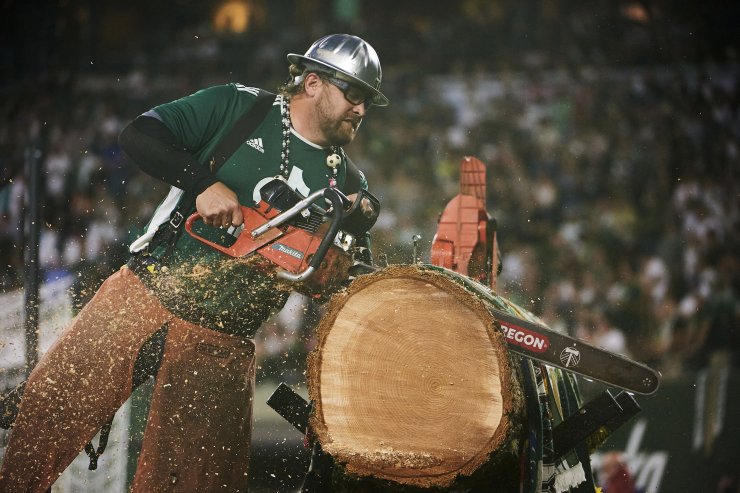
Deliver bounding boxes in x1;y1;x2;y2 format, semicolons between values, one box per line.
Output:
185;201;352;294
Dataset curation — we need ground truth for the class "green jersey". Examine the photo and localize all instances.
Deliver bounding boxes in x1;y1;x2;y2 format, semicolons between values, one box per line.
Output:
130;83;368;336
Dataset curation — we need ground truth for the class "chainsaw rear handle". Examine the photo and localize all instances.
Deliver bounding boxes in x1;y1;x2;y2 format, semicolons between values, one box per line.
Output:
277;187;345;282
184;205;253;256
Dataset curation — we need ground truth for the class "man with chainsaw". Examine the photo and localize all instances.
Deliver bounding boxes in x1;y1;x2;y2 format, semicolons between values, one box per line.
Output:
0;33;386;492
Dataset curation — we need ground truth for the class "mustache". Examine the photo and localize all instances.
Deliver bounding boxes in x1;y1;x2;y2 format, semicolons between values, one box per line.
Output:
344;115;362;129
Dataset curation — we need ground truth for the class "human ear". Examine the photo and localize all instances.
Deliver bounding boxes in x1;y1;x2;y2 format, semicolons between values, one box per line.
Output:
303;73;324;98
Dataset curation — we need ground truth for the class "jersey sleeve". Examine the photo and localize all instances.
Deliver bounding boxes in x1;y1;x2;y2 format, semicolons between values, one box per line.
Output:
153;84;253;159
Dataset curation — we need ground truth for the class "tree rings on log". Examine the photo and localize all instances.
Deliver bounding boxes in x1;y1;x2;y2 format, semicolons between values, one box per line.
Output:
307;265;525;490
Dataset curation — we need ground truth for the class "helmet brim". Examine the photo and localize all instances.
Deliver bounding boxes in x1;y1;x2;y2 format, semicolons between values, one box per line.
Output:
287;53;389;107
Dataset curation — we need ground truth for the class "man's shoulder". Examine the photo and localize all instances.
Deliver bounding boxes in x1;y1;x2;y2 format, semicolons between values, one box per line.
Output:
224;84;278;117
168;83;272;108
231;83;265;98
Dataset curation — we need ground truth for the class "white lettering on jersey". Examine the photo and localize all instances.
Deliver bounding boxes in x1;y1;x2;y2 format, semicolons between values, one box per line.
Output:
234;84;260;97
252;166;310;204
286;167;311;197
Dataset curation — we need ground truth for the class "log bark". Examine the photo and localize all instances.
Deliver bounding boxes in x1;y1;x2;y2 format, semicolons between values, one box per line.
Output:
307;265;526;490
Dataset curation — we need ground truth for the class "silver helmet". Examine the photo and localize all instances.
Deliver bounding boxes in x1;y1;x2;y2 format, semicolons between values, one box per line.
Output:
287;34;389;107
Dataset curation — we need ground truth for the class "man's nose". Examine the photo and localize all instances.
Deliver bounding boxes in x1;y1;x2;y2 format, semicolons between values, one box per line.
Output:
351;102;367;116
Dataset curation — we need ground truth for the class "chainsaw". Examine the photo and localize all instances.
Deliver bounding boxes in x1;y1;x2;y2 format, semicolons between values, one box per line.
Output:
184;177;379;295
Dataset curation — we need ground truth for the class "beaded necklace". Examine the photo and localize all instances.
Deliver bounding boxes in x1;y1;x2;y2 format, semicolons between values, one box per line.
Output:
279;94;342;188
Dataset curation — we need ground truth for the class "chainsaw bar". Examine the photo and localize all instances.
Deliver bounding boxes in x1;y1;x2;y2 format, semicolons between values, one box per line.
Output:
490;308;661;395
420;265;661;395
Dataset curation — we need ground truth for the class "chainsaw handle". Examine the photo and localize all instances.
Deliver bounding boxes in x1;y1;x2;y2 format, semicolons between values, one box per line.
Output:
184;206;251;256
278;188;345;282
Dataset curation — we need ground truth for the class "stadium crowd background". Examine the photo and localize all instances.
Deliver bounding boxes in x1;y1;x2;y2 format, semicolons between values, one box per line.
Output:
1;0;738;386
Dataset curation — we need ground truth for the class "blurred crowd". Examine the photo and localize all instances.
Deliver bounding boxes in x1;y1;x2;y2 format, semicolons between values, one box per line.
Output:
434;64;740;378
1;1;738;382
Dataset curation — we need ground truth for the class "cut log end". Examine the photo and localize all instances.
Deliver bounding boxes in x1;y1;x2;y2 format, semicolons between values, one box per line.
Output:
308;265;523;489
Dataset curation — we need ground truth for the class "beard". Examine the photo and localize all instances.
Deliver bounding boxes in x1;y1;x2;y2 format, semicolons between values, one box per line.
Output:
316;91;362;146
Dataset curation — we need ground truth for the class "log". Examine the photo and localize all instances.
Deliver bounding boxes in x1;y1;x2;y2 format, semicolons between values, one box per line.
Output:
307;265;526;490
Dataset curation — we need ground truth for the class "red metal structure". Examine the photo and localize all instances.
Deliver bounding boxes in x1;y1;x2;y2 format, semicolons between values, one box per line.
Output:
430;156;500;290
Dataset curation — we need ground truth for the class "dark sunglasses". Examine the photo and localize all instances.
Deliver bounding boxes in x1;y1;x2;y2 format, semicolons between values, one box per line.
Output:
325;77;374;109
